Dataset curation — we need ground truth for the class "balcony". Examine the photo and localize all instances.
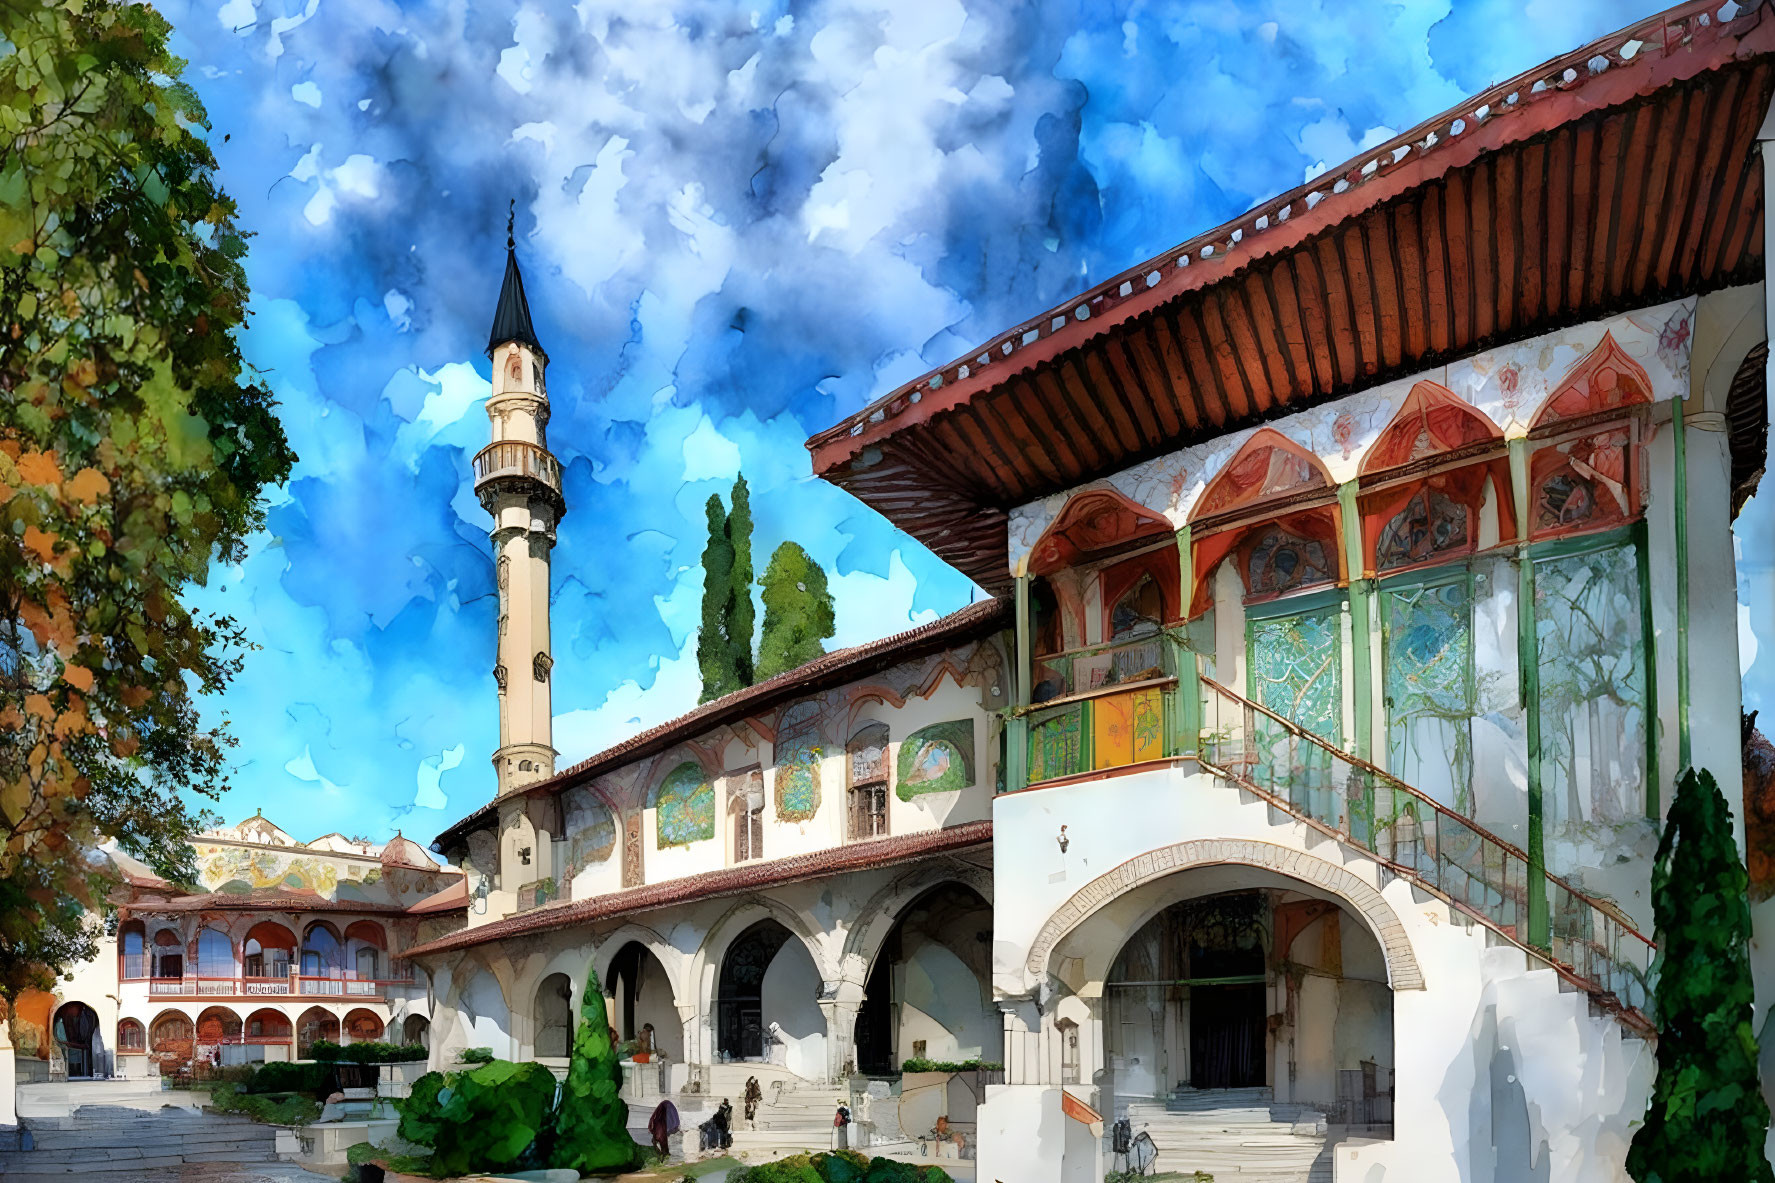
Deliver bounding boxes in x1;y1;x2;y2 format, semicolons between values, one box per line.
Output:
472;440;562;503
1022;630;1183;784
131;973;415;1000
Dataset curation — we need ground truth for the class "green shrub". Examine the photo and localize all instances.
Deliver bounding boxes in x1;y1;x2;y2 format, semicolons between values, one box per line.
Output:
243;1061;335;1098
898;1058;1002;1074
395;1071;449;1148
810;1150;870;1183
457;1046;494;1064
550;963;640;1174
427;1059;558;1177
208;1083;321;1127
311;1040;428;1064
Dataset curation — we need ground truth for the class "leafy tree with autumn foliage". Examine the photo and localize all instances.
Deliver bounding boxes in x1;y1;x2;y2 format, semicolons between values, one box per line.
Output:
0;2;295;999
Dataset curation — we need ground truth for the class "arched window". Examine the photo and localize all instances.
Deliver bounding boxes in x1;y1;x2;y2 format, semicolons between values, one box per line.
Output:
296;1007;339;1058
534;973;574;1058
846;723;889;841
149;1011;193;1072
151;930;184;980
1109;573;1163;640
344;1009;384;1043
1188;430;1338;617
120;921;146;979
729;767;765;863
245;1009;291;1043
196;928;233;980
243;922;296;980
117;1019;145;1053
402;1014;431;1050
195;1006;242;1045
301;923;343;979
345;920;387;982
1526;333;1653;540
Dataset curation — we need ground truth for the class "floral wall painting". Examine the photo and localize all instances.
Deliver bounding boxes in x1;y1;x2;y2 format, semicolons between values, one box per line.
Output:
896;720;976;800
775;702;824;823
653;762;715;848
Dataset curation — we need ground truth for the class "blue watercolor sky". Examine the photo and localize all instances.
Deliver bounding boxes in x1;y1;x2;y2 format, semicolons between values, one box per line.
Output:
165;0;1753;846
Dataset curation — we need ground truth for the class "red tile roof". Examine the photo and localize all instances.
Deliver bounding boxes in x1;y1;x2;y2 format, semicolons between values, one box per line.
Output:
407;879;470;915
432;598;1009;853
807;0;1775;591
405;819;992;958
125;890;415;915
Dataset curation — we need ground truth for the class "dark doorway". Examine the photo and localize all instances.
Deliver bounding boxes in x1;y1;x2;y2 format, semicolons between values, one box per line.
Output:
853;929;897;1075
1189;983;1265;1088
609;942;645;1042
54;1002;100;1078
717;920;792;1059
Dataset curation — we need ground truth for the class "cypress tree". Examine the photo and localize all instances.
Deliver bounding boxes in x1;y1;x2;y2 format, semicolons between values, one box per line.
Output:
550;964;640;1175
696;493;739;702
756;541;836;680
726;475;756;687
1627;767;1773;1183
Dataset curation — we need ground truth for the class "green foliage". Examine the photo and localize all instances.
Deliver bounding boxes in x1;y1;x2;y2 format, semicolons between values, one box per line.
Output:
1628;767;1774;1183
551;961;640;1174
899;1058;1002;1074
756;541;835;680
0;0;297;995
395;1070;449;1149
308;1039;426;1064
208;1083;320;1127
424;1059;558;1177
726;475;755;686
697;475;760;701
456;1046;494;1064
730;1153;948;1183
244;1060;334;1097
697;492;739;702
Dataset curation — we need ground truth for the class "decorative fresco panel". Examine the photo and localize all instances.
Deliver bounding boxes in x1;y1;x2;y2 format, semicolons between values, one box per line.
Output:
562;786;617;876
1091;687;1164;769
1029;704;1084;783
195;844;383;899
1004;299;1695;574
775;735;823;822
653;761;715;847
896;719;976;799
1248;608;1343;745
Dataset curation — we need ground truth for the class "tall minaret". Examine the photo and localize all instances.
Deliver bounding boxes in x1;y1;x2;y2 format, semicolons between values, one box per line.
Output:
476;208;565;798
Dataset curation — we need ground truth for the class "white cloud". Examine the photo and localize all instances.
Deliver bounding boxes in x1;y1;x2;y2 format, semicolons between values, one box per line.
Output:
414;744;465;810
292;80;322;107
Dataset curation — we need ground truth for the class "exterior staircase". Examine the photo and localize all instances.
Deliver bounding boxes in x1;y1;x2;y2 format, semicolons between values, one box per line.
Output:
1196;675;1656;1038
622;1061;850;1163
0;1104;278;1176
1114;1088;1332;1183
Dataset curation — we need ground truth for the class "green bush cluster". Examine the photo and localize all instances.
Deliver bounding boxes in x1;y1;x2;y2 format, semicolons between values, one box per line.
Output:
898;1058;1002;1074
242;1061;335;1097
457;1046;495;1064
730;1152;951;1183
393;1059;559;1177
208;1082;321;1127
307;1039;427;1064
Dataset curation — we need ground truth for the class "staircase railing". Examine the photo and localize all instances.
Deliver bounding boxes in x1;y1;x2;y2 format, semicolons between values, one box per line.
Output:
1196;674;1656;1037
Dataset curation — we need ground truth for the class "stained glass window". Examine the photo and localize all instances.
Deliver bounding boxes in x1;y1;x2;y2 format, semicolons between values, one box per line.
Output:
653;762;715;848
1248;604;1342;817
1382;578;1473;814
1534;542;1646;837
1531;429;1633;537
1375;490;1470;572
1245;526;1335;597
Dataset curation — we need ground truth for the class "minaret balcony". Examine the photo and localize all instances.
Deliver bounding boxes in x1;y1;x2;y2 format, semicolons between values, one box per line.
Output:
473;440;565;512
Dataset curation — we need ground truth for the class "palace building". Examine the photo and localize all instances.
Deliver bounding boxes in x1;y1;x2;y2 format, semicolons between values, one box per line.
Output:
110;1;1771;1179
9;814;464;1084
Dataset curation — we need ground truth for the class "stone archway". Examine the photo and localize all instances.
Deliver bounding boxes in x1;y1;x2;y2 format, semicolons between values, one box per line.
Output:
1025;838;1423;991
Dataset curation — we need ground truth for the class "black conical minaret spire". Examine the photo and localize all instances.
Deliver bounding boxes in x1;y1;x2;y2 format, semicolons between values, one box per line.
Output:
487;200;544;358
